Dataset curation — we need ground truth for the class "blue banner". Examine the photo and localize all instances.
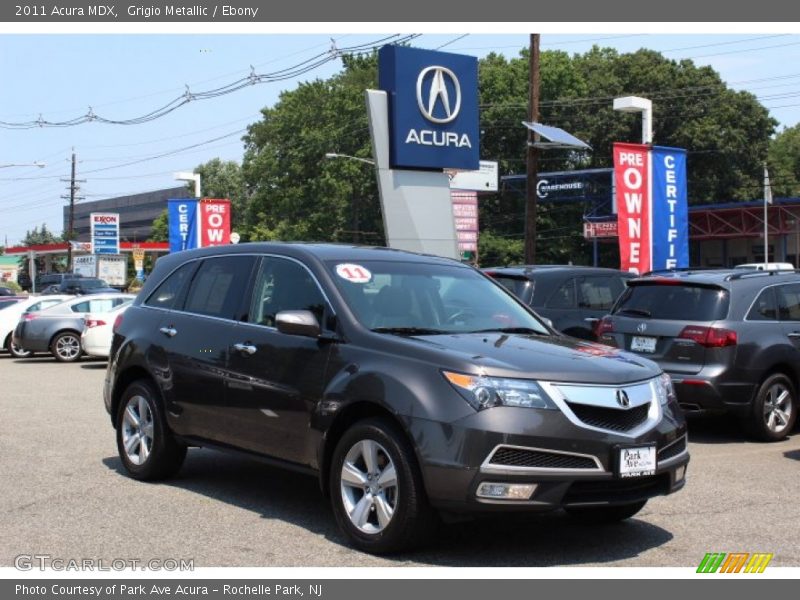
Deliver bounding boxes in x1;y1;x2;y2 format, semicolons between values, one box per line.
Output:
650;147;689;270
379;45;479;170
168;199;198;253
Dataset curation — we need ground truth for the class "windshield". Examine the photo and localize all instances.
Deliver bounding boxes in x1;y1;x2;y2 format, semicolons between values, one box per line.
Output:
327;260;549;335
614;283;730;321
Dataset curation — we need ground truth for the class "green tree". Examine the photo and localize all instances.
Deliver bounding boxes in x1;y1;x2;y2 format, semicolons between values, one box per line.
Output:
149;209;168;242
769;124;800;198
19;224;63;273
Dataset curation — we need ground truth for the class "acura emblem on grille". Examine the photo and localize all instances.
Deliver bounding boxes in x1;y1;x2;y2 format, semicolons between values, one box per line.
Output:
637;323;647;333
616;389;631;408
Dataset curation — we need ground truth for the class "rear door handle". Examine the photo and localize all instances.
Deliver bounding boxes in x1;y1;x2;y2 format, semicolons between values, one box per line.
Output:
233;343;257;355
788;332;800;339
159;326;177;338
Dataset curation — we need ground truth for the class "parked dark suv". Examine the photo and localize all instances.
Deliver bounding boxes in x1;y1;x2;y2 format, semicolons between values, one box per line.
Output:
484;266;634;340
105;244;688;553
597;269;800;441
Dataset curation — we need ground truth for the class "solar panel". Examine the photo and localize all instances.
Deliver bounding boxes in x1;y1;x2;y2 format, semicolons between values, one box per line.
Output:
522;121;591;150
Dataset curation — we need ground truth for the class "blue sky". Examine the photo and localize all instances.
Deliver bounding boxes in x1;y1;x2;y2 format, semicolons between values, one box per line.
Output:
2;32;800;246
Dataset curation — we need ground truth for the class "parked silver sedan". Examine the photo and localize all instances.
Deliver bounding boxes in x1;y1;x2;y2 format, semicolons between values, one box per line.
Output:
12;293;134;362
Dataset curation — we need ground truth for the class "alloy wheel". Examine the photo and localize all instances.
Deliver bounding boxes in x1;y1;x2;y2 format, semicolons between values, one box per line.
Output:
121;395;155;466
339;439;398;534
55;334;80;360
763;382;793;435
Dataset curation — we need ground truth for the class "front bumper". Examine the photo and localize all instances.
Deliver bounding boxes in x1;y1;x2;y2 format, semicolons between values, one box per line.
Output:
409;402;688;512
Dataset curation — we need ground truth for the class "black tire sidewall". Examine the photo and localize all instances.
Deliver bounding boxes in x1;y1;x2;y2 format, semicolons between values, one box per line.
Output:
751;374;797;442
115;380;184;481
329;418;428;554
51;332;82;362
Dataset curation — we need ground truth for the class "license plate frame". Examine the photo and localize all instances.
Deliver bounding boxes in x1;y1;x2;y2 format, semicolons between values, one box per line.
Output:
617;445;657;478
631;335;657;353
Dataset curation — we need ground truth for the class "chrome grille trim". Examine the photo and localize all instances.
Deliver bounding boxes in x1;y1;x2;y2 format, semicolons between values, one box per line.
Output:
480;444;604;475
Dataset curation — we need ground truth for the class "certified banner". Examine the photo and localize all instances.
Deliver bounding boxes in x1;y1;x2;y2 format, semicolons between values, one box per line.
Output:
168;199;199;253
614;143;651;274
651;146;689;270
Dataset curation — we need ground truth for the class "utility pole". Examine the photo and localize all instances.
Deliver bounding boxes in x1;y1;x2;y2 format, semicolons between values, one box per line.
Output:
524;33;541;265
61;149;85;271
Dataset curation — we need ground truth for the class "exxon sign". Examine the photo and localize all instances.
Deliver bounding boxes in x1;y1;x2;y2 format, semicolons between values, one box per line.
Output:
379;45;479;170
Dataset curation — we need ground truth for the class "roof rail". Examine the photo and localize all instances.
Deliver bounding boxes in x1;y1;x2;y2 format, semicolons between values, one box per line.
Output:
642;267;726;276
725;269;800;281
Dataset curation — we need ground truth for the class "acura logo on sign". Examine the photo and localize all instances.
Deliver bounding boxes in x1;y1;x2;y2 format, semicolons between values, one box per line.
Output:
416;66;461;124
616;389;631;408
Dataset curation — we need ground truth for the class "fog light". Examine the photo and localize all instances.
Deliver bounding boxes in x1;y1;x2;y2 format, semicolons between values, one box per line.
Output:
476;482;536;500
675;465;687;482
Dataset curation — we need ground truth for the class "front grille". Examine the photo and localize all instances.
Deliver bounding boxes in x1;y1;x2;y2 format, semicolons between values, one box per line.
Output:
658;436;687;461
563;473;671;504
566;401;650;432
488;447;598;470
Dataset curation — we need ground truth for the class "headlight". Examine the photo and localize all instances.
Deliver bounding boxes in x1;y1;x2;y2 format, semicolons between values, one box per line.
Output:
654;372;676;406
443;371;557;411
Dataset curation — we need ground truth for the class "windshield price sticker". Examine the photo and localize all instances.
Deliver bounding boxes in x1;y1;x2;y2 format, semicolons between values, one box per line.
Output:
336;264;372;284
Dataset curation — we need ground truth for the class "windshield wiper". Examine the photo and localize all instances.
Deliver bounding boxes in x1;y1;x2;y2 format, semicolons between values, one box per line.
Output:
370;327;448;336
616;308;651;317
468;327;546;335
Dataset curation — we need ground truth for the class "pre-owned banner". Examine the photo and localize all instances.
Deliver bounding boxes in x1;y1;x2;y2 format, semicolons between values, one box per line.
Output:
651;146;689;270
168;199;199;253
199;199;231;247
614;143;651;274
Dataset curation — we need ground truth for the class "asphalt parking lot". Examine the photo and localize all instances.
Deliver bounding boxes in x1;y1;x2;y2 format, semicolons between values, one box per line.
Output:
1;353;799;568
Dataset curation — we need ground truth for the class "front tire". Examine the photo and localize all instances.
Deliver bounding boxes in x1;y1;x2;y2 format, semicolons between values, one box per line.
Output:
5;334;32;358
116;380;186;481
746;374;797;442
51;331;82;362
564;500;647;523
329;418;434;554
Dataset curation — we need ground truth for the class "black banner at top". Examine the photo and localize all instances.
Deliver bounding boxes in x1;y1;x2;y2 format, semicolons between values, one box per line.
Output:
2;0;800;22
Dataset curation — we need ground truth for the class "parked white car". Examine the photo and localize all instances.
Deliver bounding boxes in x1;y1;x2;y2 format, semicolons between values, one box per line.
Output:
81;300;132;358
1;295;72;357
734;262;794;271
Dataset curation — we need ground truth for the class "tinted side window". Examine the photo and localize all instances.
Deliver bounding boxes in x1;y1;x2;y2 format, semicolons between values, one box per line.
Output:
71;301;90;313
491;275;534;305
546;278;576;309
144;262;197;310
184;256;256;320
578;276;624;310
249;257;326;327
748;287;778;321
777;284;800;321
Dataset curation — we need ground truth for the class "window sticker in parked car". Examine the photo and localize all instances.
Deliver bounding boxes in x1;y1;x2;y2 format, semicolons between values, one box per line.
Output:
335;263;372;284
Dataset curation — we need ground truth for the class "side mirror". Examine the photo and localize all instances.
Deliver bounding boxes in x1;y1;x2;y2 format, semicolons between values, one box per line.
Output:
275;310;321;338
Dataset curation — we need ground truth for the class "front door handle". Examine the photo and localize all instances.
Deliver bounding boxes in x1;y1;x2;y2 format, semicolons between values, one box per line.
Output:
233;343;257;355
159;326;177;338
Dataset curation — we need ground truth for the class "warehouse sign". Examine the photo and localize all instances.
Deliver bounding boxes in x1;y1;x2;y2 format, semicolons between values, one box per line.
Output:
379;45;479;170
613;143;688;273
90;212;120;255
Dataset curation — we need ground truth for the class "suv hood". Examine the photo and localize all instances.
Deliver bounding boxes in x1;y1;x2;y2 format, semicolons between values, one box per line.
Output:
409;332;660;384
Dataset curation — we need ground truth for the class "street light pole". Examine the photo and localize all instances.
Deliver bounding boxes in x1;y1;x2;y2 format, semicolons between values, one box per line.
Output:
324;153;376;243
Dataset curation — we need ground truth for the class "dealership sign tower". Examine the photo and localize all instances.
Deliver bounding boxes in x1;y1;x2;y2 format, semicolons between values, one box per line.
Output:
614;143;689;274
367;45;480;259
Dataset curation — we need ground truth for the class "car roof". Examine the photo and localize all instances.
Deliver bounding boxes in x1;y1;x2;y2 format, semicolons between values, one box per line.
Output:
484;265;634;277
631;268;800;287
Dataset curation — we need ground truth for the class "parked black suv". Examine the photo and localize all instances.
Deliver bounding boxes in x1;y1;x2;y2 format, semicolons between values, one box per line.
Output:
597;269;800;441
105;244;688;553
484;266;634;340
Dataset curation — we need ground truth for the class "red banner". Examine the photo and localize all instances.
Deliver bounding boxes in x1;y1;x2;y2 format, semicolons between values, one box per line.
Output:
614;143;651;274
199;199;231;247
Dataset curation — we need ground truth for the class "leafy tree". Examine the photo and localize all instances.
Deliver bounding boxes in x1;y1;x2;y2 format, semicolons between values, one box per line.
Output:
22;224;61;246
149;209;168;242
768;124;800;198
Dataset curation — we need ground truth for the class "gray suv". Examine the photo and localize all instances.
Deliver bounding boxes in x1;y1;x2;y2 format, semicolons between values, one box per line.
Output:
597;269;800;441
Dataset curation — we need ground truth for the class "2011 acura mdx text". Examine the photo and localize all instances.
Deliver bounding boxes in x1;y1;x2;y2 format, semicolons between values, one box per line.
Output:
104;243;689;553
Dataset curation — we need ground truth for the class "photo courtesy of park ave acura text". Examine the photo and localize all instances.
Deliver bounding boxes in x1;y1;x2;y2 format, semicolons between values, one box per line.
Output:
1;27;800;571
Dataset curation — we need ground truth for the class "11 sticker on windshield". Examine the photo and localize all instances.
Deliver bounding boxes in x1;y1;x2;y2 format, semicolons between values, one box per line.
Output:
336;264;372;283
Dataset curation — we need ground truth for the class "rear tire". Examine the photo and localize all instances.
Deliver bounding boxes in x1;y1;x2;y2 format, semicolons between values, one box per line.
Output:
329;418;435;554
746;374;797;442
51;331;82;362
5;333;32;358
564;500;647;523
116;380;186;481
